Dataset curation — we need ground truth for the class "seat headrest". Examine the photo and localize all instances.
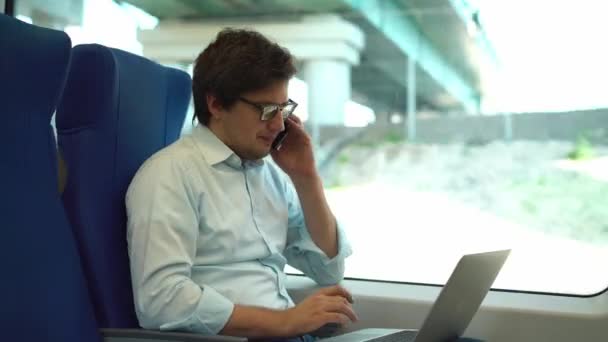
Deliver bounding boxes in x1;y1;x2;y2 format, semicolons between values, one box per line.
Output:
57;44;190;133
0;13;71;121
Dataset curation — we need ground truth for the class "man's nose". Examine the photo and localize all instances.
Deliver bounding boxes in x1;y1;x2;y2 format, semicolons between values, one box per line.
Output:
268;110;285;132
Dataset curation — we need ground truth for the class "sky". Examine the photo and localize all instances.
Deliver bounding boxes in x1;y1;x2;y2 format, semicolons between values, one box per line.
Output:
476;0;608;113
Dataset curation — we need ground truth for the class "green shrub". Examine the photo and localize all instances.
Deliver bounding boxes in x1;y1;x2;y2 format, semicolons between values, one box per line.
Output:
567;136;594;160
384;131;403;144
337;153;350;165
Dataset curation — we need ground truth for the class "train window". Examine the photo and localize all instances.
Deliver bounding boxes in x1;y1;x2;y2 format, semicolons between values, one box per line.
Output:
15;0;608;296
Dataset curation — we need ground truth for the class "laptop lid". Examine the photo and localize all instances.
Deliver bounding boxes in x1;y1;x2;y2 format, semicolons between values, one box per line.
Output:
414;249;510;342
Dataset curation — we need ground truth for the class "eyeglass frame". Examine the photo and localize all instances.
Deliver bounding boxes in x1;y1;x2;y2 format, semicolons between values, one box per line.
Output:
238;97;298;122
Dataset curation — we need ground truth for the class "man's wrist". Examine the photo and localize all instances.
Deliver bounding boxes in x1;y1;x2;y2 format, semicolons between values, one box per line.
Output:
289;172;322;189
277;307;296;337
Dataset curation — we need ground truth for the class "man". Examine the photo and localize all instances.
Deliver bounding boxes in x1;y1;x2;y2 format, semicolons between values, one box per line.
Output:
126;28;356;341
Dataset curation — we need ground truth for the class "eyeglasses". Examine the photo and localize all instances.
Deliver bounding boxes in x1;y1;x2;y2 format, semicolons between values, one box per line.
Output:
239;97;298;121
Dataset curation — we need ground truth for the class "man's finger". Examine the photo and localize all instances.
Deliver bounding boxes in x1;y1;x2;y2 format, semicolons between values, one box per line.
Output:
318;285;354;303
324;313;350;326
287;114;304;128
325;297;358;322
290;114;302;123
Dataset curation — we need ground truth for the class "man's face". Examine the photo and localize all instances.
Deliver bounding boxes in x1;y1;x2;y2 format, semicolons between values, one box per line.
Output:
216;80;288;160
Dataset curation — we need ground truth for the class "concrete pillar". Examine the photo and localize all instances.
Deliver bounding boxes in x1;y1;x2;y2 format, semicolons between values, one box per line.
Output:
407;56;417;141
15;0;84;28
302;59;350;126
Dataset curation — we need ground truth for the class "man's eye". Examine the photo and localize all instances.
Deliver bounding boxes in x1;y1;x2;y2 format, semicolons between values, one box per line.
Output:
263;107;277;116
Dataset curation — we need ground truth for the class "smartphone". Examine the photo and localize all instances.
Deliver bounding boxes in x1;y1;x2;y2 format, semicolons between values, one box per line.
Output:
271;124;289;150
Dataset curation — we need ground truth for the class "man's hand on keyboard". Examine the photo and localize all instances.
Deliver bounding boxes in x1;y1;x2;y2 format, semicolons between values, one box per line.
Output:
283;285;358;337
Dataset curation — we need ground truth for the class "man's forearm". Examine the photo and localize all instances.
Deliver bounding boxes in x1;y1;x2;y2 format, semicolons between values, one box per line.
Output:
291;174;338;258
220;305;288;337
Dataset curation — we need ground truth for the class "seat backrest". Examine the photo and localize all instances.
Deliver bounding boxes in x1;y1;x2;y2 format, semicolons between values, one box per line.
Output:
56;44;191;328
0;14;100;341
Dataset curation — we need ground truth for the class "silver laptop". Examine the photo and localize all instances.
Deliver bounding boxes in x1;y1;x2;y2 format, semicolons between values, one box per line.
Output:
321;249;511;342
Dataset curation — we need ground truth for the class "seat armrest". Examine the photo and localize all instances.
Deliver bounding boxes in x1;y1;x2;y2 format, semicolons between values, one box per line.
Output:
101;328;247;342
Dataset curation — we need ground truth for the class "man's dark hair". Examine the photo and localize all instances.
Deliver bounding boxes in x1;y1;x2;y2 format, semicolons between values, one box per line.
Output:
192;28;297;125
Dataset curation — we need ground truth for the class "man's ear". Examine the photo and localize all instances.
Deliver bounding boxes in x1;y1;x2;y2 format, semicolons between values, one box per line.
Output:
206;94;224;121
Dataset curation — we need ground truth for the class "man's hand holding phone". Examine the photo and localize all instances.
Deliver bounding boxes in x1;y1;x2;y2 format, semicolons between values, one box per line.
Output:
270;115;317;181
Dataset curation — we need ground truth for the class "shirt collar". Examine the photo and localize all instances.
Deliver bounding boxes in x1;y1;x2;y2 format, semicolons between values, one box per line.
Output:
193;125;264;169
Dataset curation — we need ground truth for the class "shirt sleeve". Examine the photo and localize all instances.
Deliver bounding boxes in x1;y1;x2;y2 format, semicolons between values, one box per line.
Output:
126;154;234;335
282;180;352;286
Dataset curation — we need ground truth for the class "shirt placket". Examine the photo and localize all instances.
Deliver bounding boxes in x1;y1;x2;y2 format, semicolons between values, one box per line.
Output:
242;162;291;306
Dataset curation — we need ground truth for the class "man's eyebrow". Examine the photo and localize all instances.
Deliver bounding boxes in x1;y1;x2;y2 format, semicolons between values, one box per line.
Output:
257;100;290;106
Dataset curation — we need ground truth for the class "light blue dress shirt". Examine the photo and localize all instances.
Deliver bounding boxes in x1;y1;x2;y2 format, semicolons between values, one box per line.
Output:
126;125;352;335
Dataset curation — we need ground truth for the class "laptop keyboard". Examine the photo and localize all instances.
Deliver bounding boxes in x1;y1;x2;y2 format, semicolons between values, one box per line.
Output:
367;330;417;342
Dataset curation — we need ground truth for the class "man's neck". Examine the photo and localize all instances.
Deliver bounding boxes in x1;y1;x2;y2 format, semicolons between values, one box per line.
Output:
205;122;257;163
206;121;228;146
